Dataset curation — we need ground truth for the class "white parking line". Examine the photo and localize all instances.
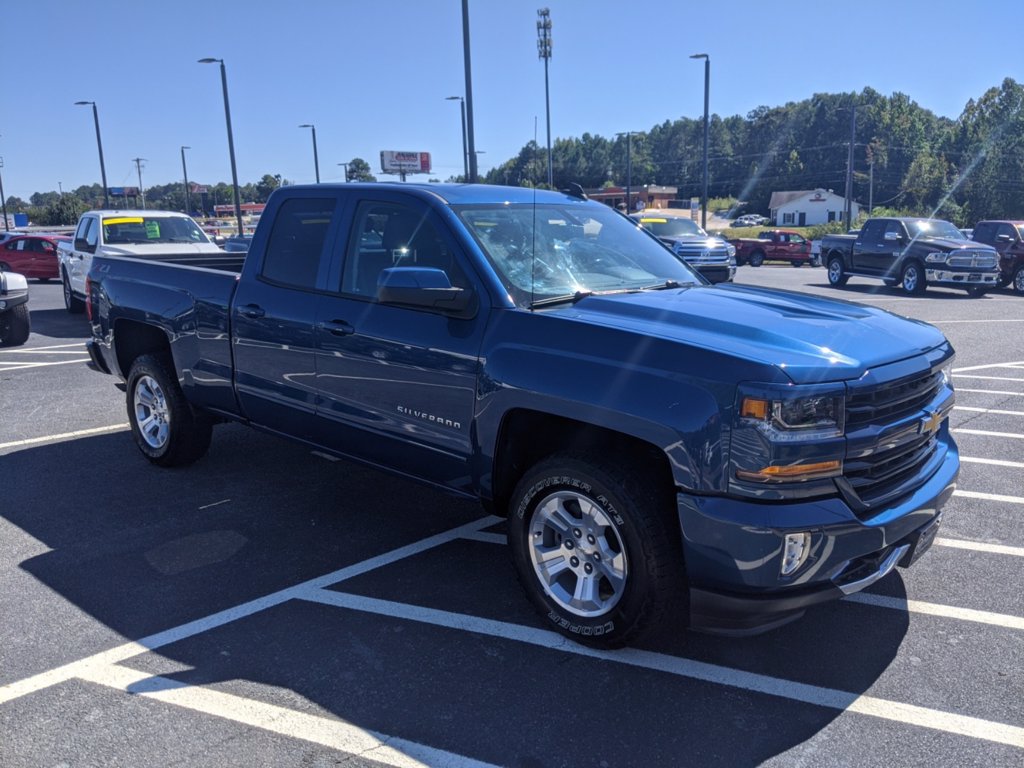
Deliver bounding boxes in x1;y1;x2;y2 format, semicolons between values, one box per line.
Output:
935;538;1024;557
77;664;498;768
0;358;90;372
0;423;130;451
927;319;1024;324
302;590;1024;749
953;428;1024;440
955;490;1024;505
953;360;1024;372
960;456;1024;468
954;374;1024;383
0;342;86;353
956;388;1024;396
844;593;1024;631
955;406;1024;417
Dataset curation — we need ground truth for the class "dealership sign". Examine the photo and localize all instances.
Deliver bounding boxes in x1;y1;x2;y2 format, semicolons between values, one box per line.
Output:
380;151;432;174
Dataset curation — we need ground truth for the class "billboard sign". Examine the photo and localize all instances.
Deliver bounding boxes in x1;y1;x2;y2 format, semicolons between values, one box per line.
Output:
380;151;432;174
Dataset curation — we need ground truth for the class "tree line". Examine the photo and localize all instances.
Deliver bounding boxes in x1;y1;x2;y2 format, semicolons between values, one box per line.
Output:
7;79;1023;227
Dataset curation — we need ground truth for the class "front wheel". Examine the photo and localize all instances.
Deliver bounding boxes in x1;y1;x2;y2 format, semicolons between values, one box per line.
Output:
827;255;849;286
1014;266;1024;294
966;286;987;298
508;453;683;648
0;304;30;347
748;251;765;267
62;271;85;314
901;261;926;295
126;354;213;467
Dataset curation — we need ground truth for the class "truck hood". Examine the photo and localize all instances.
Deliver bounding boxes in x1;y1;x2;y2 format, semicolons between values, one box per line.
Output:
558;284;946;384
99;242;223;256
918;237;996;253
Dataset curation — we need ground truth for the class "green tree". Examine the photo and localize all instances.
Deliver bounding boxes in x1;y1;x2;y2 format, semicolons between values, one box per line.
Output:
345;158;376;182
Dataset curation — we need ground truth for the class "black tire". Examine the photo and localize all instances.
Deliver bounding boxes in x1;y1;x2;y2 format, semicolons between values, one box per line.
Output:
1014;266;1024;295
826;255;849;286
901;261;926;295
996;274;1011;288
966;286;987;298
508;452;683;648
790;260;802;267
0;303;30;347
0;261;10;272
126;353;213;467
749;251;765;267
62;270;85;314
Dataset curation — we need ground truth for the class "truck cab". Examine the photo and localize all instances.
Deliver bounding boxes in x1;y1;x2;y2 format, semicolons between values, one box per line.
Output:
971;220;1024;293
58;210;221;313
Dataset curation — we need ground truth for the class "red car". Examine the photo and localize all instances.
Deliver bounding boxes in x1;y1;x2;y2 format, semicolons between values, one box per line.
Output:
729;229;814;267
0;234;67;281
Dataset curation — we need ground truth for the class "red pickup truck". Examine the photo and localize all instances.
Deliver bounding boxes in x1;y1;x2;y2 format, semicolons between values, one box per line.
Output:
730;229;814;267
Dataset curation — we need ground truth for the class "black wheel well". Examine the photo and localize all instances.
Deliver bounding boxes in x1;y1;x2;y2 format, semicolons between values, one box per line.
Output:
489;409;674;517
113;320;172;377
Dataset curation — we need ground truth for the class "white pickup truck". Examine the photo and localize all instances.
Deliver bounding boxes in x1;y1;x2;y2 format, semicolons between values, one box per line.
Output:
58;210;223;313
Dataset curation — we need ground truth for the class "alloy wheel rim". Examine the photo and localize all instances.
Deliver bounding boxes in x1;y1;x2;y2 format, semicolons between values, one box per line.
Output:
134;375;170;449
527;490;628;618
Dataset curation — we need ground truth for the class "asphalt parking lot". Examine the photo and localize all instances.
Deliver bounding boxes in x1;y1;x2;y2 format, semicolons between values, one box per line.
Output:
1;268;1021;767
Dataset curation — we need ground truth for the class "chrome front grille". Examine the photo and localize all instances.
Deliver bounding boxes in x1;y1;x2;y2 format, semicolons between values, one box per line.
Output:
947;251;997;268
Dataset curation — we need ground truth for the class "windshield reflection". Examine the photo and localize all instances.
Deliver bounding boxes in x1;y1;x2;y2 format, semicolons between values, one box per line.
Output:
456;203;700;306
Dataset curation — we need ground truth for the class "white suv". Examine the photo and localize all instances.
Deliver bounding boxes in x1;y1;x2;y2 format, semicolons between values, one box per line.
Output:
58;210;222;313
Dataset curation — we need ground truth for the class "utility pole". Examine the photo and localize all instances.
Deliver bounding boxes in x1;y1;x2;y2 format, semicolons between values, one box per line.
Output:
181;146;191;215
133;157;147;209
537;8;553;188
844;104;856;231
0;155;9;231
868;157;874;215
462;0;478;183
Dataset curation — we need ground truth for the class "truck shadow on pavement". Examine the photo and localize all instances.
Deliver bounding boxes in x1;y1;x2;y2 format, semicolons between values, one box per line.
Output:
5;424;909;766
25;308;93;340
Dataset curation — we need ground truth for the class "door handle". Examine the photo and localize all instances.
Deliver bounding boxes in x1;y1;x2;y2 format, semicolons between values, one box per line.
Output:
238;304;265;319
319;320;355;336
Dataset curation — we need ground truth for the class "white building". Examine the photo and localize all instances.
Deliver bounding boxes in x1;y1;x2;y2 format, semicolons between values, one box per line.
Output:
769;189;860;227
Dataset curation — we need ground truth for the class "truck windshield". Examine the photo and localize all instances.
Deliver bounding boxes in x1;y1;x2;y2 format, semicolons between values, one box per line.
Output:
456;203;702;306
632;216;707;238
102;216;211;245
905;219;965;241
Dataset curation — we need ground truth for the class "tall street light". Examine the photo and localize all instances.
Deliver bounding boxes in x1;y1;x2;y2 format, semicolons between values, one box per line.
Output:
198;58;244;236
445;96;468;181
461;0;478;183
690;53;710;230
181;146;191;214
615;132;634;212
298;124;320;183
337;162;350;182
536;8;553;188
74;101;110;208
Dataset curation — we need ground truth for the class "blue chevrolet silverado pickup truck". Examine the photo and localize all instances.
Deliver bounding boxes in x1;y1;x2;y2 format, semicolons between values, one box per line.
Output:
85;183;959;647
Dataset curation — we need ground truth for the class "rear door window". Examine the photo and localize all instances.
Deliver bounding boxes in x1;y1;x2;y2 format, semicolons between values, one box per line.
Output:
259;198;336;290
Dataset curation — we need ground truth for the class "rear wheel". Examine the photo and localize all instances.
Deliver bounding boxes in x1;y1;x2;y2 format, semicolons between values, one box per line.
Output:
0;261;10;271
827;255;848;286
126;354;213;467
1014;266;1024;294
749;251;765;267
901;261;926;295
0;304;30;347
62;270;85;314
508;452;683;648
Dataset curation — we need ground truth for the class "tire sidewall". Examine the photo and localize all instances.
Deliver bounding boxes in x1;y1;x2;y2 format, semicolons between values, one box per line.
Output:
127;357;176;462
902;261;924;295
827;256;845;285
508;459;653;644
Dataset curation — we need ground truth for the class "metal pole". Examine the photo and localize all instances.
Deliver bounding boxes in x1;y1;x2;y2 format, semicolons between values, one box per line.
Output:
537;8;553;188
868;157;874;215
462;0;478;183
690;54;710;229
626;132;632;212
133;157;147;209
199;59;245;236
446;97;469;181
844;104;856;231
338;162;350;182
0;156;8;231
181;146;191;214
76;102;110;208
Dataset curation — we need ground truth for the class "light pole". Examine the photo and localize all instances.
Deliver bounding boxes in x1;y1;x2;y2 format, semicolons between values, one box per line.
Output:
0;155;8;231
58;181;63;196
198;58;244;236
536;8;553;188
616;132;634;212
337;162;350;182
690;53;710;229
461;0;478;183
132;157;147;209
74;101;110;208
298;124;320;183
445;96;469;181
181;146;191;214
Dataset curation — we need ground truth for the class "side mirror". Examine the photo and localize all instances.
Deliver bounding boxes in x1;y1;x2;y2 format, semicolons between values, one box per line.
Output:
377;267;475;315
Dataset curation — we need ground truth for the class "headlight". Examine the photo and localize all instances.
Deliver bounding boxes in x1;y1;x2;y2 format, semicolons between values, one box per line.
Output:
925;251;949;264
741;394;845;441
725;243;736;258
939;360;954;389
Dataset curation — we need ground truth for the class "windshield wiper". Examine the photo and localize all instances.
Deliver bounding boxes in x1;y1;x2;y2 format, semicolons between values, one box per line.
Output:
639;280;684;291
529;290;594;309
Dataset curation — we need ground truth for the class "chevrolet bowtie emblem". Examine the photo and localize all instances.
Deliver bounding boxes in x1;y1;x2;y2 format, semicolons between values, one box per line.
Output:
920;410;943;435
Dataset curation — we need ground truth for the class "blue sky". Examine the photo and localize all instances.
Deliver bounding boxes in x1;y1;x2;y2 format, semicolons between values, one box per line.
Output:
1;0;1017;200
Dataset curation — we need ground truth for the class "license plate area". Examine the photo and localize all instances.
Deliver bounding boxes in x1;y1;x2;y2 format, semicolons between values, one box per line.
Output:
898;514;942;568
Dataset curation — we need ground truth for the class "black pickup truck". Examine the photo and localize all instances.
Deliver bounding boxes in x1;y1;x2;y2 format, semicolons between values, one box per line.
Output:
85;183;959;647
821;217;1001;296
